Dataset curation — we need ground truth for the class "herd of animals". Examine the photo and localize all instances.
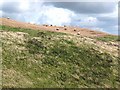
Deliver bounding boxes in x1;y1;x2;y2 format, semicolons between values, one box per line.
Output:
2;17;109;37
42;24;80;35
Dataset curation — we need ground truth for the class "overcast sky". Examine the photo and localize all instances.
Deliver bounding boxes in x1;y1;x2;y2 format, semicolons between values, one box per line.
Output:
0;0;118;35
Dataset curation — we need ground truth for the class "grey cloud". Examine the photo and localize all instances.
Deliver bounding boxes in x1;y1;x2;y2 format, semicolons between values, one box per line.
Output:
44;2;116;14
119;1;120;7
2;10;26;22
104;26;118;35
96;17;118;34
1;2;21;14
97;16;117;26
69;14;118;34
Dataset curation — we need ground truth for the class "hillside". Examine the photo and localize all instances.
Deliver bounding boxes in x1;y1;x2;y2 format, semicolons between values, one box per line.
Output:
0;18;120;88
0;18;111;37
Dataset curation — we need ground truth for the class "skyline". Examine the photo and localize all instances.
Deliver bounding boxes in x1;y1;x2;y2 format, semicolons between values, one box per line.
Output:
0;0;118;35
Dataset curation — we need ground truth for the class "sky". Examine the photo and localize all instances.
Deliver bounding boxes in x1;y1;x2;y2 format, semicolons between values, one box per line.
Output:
0;0;119;35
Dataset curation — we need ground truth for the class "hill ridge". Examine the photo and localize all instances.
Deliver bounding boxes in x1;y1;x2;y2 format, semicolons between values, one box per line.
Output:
0;18;111;37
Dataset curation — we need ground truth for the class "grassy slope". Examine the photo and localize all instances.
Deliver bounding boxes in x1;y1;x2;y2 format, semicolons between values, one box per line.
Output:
0;25;119;88
96;35;119;42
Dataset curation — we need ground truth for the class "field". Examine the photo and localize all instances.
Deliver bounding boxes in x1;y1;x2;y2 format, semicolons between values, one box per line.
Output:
0;25;119;88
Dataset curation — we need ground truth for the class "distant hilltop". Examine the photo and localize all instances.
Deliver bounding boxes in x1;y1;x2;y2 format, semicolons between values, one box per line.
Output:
0;17;113;37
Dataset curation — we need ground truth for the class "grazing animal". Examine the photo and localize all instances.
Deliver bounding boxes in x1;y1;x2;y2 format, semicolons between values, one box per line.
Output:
45;24;48;27
43;24;48;27
64;28;67;30
74;29;76;31
64;25;66;27
77;32;80;35
7;17;10;19
56;28;59;30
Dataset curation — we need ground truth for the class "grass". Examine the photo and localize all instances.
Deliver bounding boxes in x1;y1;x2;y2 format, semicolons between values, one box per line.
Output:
1;25;119;88
96;35;119;42
0;25;67;37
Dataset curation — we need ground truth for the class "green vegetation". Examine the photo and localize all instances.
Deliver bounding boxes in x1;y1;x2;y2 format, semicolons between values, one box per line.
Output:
1;25;67;37
1;25;119;88
96;35;119;42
